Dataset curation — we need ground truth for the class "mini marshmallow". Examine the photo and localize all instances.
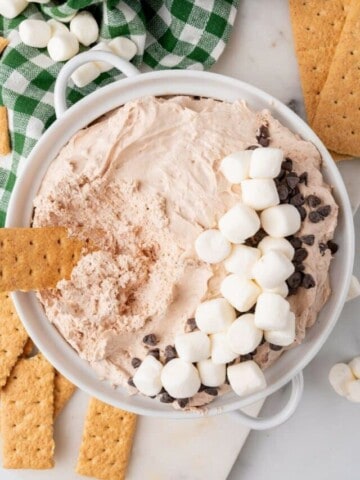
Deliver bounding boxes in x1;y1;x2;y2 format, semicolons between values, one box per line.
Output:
0;0;28;19
92;41;114;73
261;204;301;238
227;314;263;355
263;282;289;298
175;331;210;363
264;312;295;346
219;203;260;244
197;359;226;387
133;355;163;397
55;12;76;23
258;236;294;260
227;361;266;397
71;62;101;88
221;275;261;312
47;19;69;37
70;11;99;46
195;298;236;334
254;292;290;330
109;36;137;61
47;32;79;62
249;147;283;178
195;229;231;264
19;19;51;48
224;245;261;276
328;363;355;397
211;332;238;364
252;250;294;289
349;357;360;378
219;151;252;183
161;358;200;398
241;178;279;210
346;380;360;403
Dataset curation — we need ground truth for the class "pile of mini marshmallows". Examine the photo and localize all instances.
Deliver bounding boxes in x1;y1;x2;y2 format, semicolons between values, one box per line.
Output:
133;148;302;401
329;357;360;403
0;0;137;88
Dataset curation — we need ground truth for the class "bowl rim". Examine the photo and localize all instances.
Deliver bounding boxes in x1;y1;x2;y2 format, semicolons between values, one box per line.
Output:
6;69;355;418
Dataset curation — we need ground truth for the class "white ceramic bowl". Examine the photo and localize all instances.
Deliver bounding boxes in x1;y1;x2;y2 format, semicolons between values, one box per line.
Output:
6;52;355;428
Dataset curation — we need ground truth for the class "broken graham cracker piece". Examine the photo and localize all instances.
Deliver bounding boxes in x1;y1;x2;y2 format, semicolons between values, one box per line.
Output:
0;106;11;155
311;1;360;157
289;0;348;124
1;353;55;469
0;227;86;292
76;398;137;480
0;291;28;387
54;370;76;418
0;37;9;55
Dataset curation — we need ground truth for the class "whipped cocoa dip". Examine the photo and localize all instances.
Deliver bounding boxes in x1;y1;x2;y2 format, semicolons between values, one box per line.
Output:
33;96;338;409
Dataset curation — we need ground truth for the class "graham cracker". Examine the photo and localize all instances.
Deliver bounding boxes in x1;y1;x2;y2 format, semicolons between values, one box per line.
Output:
311;1;360;156
289;0;348;123
76;398;137;480
54;370;76;418
0;227;85;292
1;353;55;469
0;292;28;387
0;37;8;55
0;106;11;155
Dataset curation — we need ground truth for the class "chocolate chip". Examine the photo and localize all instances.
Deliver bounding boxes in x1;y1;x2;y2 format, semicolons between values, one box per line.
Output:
177;398;189;408
309;211;323;223
306;195;321;208
240;354;253;362
317;205;331;218
198;383;208;392
327;240;338;255
293;248;308;263
276;169;286;181
147;348;160;360
131;357;141;368
127;377;135;387
143;334;158;346
301;235;315;246
277;184;289;201
287;271;303;289
288;236;302;249
295;263;305;272
299;172;308;185
245;228;267;247
302;274;316;289
287;287;298;296
269;343;283;351
260;335;266;345
246;145;259;150
290;193;305;206
296;205;307;221
258;136;270;147
160;392;174;403
204;387;218;396
256;125;270;147
193;95;201;100
286;173;300;189
282;158;293;171
164;345;177;362
319;242;327;255
185;318;197;332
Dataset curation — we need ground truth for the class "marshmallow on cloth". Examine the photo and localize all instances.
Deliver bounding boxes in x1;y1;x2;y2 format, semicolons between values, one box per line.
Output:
47;19;69;36
249;147;283;178
92;41;114;73
261;204;301;238
224;245;261;276
221;274;261;312
258;236;294;260
70;11;99;46
328;363;355;397
109;36;137;62
254;292;291;330
175;331;210;363
219;203;260;244
211;332;237;365
19;19;51;48
47;32;79;61
227;361;266;397
195;298;236;334
195;229;231;264
264;312;296;346
220;151;252;183
0;0;28;19
197;359;226;387
241;178;279;210
252;250;294;289
133;355;163;397
161;358;200;398
71;63;101;88
227;314;263;355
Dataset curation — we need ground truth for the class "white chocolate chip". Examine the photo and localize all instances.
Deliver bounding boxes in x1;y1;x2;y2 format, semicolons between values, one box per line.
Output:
227;361;266;397
19;19;51;48
258;236;294;260
252;250;294;289
264;312;295;346
71;62;101;87
133;355;163;397
47;32;79;61
241;178;280;210
0;0;28;19
220;151;252;183
328;363;355;397
227;314;263;355
224;245;261;276
219;203;260;244
197;359;226;387
254;292;290;330
175;331;210;363
195;298;236;334
261;204;301;238
211;332;238;365
109;36;137;61
70;11;99;46
220;275;261;312
195;229;231;264
249;147;283;178
161;358;200;398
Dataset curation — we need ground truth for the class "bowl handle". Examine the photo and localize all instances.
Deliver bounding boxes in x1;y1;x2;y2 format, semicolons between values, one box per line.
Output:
54;51;141;118
235;371;304;430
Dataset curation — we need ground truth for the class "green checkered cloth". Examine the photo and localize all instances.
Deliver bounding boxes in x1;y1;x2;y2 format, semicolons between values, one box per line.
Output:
0;0;238;227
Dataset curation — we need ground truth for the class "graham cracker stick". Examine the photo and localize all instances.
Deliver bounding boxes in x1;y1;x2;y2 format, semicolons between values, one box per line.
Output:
0;106;11;155
289;0;348;124
54;370;76;418
0;227;85;292
1;353;55;469
76;398;137;480
312;1;360;156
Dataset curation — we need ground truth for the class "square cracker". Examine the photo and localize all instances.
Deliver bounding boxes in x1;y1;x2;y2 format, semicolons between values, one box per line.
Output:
312;1;360;156
76;398;137;480
0;106;11;156
1;353;55;469
54;370;76;418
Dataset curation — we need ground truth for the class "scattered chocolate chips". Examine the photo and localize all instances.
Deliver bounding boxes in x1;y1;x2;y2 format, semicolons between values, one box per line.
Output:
302;273;316;289
327;240;339;255
204;387;218;396
269;343;283;351
160;392;174;403
295;263;305;272
131;357;142;369
287;271;303;289
288;236;302;249
147;348;160;360
293;248;308;263
301;235;315;246
290;193;305;206
306;195;321;208
309;211;323;223
164;345;177;362
244;228;267;247
317;205;331;218
127;377;135;387
143;333;158;346
277;184;289;201
256;125;270;147
246;145;259;150
185;317;197;332
177;398;189;408
286;173;300;189
296;205;307;221
299;172;308;185
282;158;293;171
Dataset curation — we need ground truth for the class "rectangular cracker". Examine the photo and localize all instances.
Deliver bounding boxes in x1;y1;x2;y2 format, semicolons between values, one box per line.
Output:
0;291;28;387
54;370;76;418
1;353;55;469
76;398;137;480
311;1;360;156
289;0;348;123
0;227;85;292
0;106;11;155
0;37;8;55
